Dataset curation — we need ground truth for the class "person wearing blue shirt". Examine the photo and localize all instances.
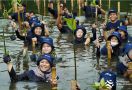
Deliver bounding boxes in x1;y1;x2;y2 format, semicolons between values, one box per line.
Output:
117;43;132;79
101;31;122;57
48;1;58;19
28;11;40;27
8;4;27;22
3;54;57;84
103;8;127;41
81;0;105;19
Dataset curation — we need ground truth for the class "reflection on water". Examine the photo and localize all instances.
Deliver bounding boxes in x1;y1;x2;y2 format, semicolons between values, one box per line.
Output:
0;16;132;90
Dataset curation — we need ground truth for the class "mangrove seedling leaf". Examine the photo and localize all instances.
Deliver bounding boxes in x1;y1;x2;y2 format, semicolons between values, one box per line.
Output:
63;18;76;31
100;78;105;87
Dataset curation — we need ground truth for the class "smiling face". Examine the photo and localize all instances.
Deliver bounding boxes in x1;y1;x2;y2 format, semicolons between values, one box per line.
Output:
42;43;52;54
109;13;118;22
34;27;42;35
76;29;84;38
39;59;51;72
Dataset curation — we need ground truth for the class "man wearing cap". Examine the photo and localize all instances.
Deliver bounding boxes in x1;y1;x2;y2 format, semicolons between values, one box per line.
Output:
103;8;127;41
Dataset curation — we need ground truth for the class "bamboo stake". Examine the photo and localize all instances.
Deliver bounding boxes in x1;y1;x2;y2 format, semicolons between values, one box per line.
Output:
100;0;102;8
52;67;57;90
18;11;22;32
44;0;46;16
71;0;73;12
106;41;111;67
64;0;66;4
95;5;98;24
128;62;132;79
78;0;81;16
12;0;17;13
36;0;40;14
32;40;36;54
71;80;77;90
85;0;87;6
108;0;110;10
118;2;120;20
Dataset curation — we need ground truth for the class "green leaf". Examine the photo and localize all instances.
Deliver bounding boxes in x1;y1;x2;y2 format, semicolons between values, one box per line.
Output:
100;78;105;87
17;0;21;4
90;0;97;6
63;18;76;31
7;8;13;13
92;82;100;89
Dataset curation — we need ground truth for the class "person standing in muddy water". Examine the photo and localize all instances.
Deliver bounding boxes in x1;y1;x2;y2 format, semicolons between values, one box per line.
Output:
117;43;132;81
102;8;128;41
8;4;27;22
30;37;56;62
13;21;49;50
48;1;58;19
81;0;106;19
56;2;75;33
3;53;57;85
73;25;98;45
99;31;122;60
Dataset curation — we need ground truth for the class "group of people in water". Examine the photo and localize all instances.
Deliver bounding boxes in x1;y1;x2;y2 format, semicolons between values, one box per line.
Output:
2;0;132;90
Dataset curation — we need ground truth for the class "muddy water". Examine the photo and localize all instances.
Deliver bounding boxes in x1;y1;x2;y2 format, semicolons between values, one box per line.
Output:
0;16;132;90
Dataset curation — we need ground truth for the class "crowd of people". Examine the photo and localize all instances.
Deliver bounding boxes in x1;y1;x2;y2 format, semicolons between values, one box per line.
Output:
2;0;132;90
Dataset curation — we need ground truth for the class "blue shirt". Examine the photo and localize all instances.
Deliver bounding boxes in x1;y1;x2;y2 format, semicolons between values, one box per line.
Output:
105;20;123;31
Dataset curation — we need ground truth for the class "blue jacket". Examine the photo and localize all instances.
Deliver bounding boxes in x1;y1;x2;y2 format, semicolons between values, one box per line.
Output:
9;67;51;82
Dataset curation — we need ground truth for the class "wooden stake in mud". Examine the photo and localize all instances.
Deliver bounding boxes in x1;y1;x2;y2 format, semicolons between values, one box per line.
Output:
118;2;120;20
64;0;66;4
18;10;22;32
108;0;110;10
100;0;102;8
44;0;46;16
85;0;87;6
95;5;98;24
52;67;57;90
32;39;36;54
71;0;73;12
36;0;40;14
78;0;81;16
106;41;111;67
71;80;77;90
127;62;132;79
12;0;18;12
